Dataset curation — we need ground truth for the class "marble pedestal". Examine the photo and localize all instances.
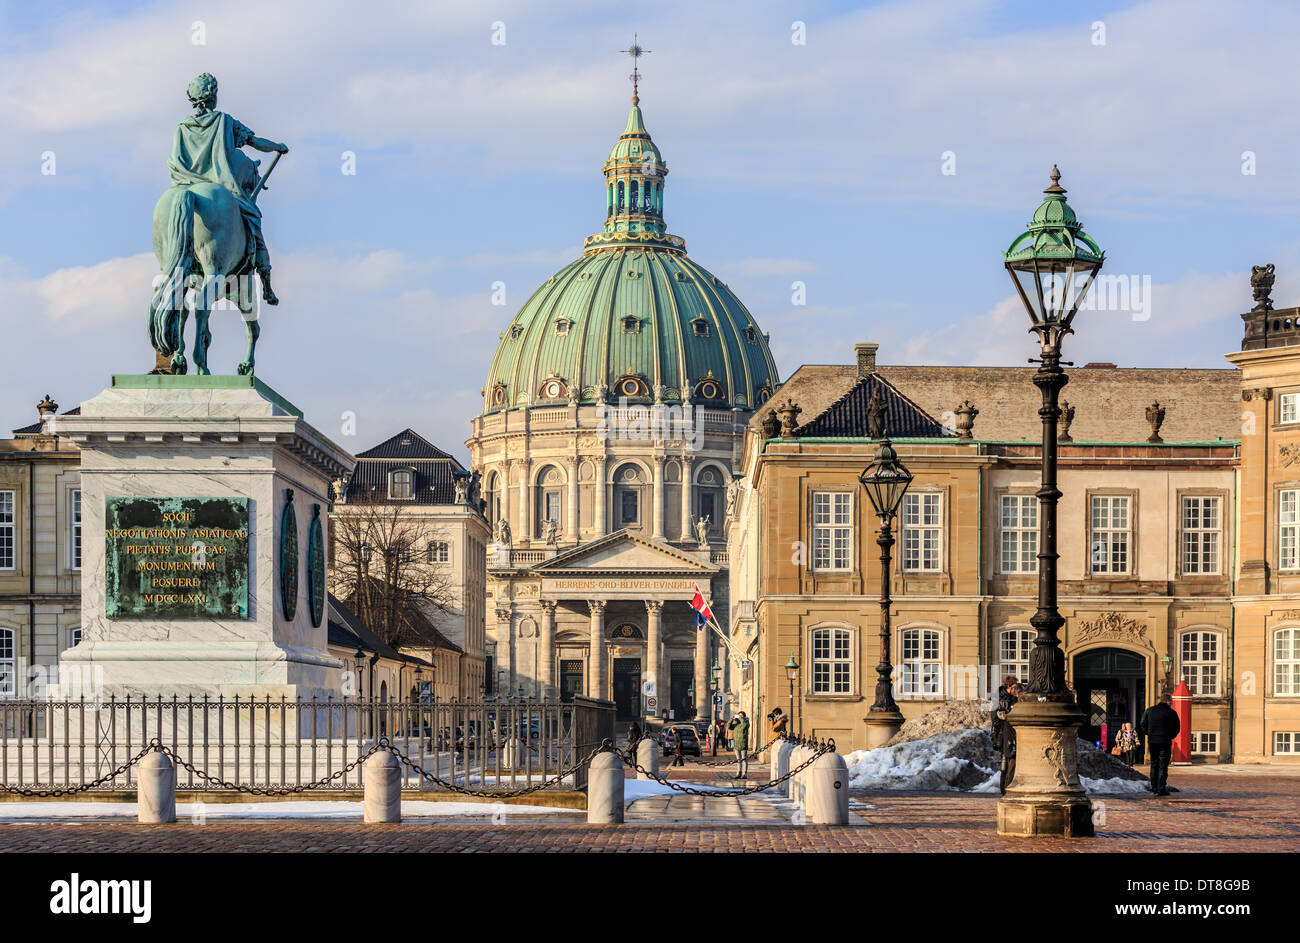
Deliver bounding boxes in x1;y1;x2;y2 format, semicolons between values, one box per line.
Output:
57;375;355;703
996;699;1095;837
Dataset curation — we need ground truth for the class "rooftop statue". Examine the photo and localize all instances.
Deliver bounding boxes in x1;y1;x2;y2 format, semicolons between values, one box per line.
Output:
147;73;288;376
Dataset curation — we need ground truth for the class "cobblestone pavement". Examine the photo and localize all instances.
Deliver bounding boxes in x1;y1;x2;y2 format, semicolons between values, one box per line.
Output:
0;770;1295;852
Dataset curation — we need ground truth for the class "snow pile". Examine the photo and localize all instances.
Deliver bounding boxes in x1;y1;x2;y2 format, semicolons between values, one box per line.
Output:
885;699;994;746
847;699;1149;794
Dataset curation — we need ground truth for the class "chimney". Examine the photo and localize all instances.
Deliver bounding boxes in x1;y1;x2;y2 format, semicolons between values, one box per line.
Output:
855;342;879;376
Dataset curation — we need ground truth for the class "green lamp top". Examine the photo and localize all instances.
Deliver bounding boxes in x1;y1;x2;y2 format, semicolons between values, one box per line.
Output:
1004;165;1104;267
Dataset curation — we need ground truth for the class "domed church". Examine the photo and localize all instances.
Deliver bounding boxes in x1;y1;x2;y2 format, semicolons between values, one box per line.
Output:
468;64;779;723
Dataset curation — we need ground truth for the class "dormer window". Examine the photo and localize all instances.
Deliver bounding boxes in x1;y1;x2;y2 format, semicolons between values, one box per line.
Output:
616;375;649;398
554;318;572;337
622;314;641;334
389;469;414;501
744;325;758;344
691;317;710;338
695;378;723;401
539;378;568;400
491;383;508;408
510;324;523;340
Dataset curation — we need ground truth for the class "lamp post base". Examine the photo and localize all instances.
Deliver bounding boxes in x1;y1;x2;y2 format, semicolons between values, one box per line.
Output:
996;699;1094;838
863;709;905;749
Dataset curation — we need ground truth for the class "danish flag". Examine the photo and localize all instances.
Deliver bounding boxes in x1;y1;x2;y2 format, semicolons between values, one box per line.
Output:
690;586;714;624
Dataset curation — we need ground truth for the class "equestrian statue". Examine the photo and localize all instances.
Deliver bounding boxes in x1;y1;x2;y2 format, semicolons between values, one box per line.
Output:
148;73;288;375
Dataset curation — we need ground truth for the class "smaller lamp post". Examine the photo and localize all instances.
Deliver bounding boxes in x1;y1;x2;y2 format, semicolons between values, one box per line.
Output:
859;436;913;748
784;655;800;737
709;658;721;727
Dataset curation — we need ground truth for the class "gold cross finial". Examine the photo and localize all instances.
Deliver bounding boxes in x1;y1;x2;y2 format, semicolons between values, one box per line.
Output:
621;34;650;104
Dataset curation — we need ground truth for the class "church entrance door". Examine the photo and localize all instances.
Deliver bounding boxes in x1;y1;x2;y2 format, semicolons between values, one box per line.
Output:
612;658;641;722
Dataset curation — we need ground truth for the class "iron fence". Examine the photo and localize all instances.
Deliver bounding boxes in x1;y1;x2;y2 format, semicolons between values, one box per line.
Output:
0;695;614;793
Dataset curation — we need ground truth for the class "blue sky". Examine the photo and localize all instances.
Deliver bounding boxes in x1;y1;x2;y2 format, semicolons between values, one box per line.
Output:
3;0;1299;462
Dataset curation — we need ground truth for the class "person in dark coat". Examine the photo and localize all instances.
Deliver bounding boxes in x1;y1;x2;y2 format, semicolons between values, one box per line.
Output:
670;731;685;767
1140;694;1181;796
991;676;1019;795
627;720;642;752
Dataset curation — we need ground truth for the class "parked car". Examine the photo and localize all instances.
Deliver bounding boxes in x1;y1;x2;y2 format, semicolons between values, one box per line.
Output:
661;724;701;757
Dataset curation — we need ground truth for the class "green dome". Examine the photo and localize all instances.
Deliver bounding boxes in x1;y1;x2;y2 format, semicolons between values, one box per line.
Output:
483;96;779;413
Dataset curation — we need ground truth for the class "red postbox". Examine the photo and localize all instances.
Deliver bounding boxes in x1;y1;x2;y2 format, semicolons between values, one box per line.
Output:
1171;679;1192;764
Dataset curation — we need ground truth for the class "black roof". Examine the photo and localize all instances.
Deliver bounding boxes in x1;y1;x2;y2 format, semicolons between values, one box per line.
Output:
13;406;80;436
327;594;434;666
796;373;952;439
356;429;454;461
344;428;465;504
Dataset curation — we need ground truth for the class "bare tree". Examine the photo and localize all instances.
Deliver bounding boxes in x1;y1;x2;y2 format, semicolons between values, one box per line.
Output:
328;501;457;649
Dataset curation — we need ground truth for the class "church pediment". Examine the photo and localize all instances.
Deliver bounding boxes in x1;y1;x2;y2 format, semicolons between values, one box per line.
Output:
531;529;718;575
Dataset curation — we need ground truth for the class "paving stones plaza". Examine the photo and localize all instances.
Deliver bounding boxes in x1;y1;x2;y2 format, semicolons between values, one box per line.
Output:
0;2;1294;927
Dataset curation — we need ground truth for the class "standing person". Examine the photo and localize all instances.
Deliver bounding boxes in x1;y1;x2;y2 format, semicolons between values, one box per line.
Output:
991;676;1019;795
670;731;685;768
729;712;750;779
1116;722;1139;766
627;720;642;753
710;718;724;757
1140;694;1181;796
769;707;789;739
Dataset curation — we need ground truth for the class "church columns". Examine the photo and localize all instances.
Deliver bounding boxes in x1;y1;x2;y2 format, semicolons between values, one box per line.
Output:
587;599;607;699
680;455;695;542
495;607;515;693
594;457;608;535
566;458;579;542
652;456;665;539
538;601;556;699
518;459;532;543
645;600;663;719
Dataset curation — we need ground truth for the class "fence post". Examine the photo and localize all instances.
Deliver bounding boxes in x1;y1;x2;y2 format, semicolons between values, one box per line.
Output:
586;747;624;824
364;750;402;823
807;750;849;825
635;737;659;780
138;750;176;824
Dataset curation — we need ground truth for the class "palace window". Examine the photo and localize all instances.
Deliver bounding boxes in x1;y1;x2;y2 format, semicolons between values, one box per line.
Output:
426;541;449;564
1281;490;1300;570
0;490;13;570
999;495;1037;574
389;470;414;501
69;627;82;649
811;492;852;571
899;628;942;697
810;627;852;695
0;627;13;697
1191;732;1218;755
1180;631;1221;697
902;493;942;572
1180;496;1220;574
1275;731;1299;755
1281;392;1300;424
1275;627;1300;696
70;489;82;571
999;629;1034;683
1089;495;1130;575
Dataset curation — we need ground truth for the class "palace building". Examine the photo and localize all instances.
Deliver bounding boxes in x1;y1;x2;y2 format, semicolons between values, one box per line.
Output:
728;280;1300;761
468;83;778;722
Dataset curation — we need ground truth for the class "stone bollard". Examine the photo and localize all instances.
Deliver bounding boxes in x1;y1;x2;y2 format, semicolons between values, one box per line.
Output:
364;750;402;823
587;750;625;824
774;739;794;797
137;750;176;824
807;751;850;825
503;737;521;769
635;737;660;781
792;744;808;807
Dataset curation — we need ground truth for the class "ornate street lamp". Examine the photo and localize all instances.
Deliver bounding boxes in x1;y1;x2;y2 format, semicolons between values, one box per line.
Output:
859;436;913;747
784;655;799;737
998;166;1105;838
709;658;721;726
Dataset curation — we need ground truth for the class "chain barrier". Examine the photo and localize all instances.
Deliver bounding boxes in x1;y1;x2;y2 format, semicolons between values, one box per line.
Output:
617;738;834;797
380;738;607;799
0;742;159;798
156;741;381;797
